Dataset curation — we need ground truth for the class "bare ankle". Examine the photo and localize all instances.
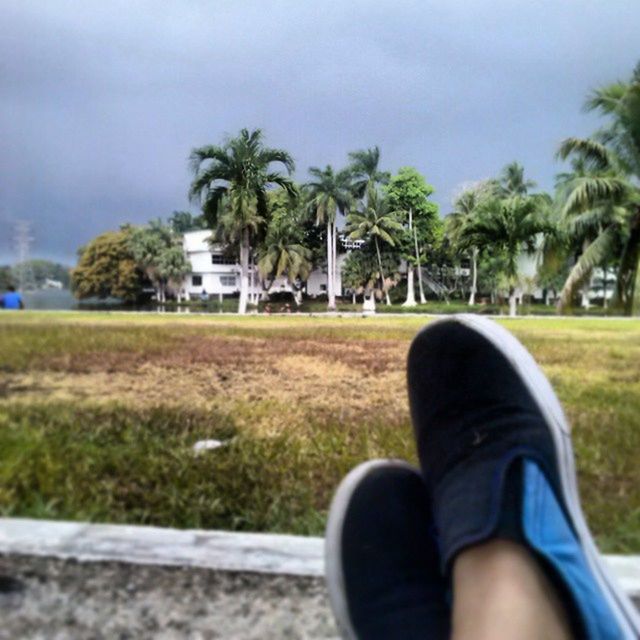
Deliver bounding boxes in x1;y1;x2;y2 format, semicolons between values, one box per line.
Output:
451;539;573;640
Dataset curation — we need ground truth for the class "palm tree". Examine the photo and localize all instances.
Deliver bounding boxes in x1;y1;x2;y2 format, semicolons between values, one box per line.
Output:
556;64;640;314
341;251;371;303
304;166;353;310
347;187;404;305
129;220;187;303
348;146;391;199
466;195;550;316
500;161;537;196
257;214;312;305
189;128;295;314
447;181;497;305
157;244;191;302
548;156;623;310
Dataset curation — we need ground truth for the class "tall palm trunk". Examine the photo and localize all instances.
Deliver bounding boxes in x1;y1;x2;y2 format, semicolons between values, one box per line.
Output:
508;286;517;317
157;279;166;303
249;251;257;305
238;228;250;314
403;208;417;307
248;251;253;305
326;221;335;310
581;281;591;309
468;247;478;306
616;208;640;315
632;257;640;317
403;266;416;306
332;219;338;301
414;219;426;304
375;237;391;305
286;277;302;306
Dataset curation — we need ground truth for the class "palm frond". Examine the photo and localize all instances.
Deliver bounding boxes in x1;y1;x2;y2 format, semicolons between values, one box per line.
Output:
561;175;628;217
556;137;613;170
558;226;617;310
565;205;612;237
188;145;230;174
258;148;295;174
584;83;628;115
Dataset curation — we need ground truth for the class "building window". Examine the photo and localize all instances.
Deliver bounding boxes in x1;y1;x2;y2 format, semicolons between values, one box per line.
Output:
220;275;236;287
319;284;327;292
192;275;203;286
212;254;237;265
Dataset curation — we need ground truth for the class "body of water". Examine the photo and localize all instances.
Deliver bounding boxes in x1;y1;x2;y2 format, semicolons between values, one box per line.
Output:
22;289;77;310
15;289;225;314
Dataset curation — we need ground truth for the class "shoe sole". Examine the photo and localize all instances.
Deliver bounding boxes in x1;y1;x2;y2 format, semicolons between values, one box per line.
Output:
325;459;420;640
417;315;640;638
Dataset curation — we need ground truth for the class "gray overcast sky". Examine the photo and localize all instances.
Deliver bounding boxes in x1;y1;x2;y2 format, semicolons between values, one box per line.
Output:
1;1;639;264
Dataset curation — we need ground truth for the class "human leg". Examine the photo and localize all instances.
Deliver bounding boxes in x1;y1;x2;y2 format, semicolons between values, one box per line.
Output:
451;539;572;640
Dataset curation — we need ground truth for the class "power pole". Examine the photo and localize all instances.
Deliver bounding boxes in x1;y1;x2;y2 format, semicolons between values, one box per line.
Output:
14;220;36;291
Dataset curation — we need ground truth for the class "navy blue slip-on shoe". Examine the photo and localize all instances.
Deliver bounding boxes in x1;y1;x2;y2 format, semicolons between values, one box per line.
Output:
325;459;450;640
407;315;640;639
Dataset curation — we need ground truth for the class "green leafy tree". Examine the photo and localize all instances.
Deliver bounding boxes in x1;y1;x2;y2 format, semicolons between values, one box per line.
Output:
11;260;71;288
129;221;190;302
304;165;353;309
72;230;144;301
341;251;373;303
168;211;207;234
540;158;621;309
157;244;192;300
348;146;391;198
476;251;510;304
499;161;537;196
189;128;295;314
341;249;401;304
258;194;312;304
0;266;13;291
385;167;441;305
465;194;551;316
555;62;640;314
347;187;404;305
446;181;498;305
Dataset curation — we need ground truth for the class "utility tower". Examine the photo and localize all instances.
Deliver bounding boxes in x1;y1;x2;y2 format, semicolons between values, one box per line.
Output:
13;220;36;291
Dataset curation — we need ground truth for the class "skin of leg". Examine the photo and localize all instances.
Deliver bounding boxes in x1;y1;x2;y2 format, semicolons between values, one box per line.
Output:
451;539;573;640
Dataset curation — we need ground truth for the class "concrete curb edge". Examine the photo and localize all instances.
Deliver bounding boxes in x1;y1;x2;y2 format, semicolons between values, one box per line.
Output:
1;517;639;595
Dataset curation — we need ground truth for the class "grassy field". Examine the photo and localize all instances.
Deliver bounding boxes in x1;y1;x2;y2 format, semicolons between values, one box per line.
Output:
1;311;639;552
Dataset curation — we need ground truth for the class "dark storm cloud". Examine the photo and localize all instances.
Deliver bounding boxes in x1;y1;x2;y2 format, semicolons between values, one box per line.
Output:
1;0;639;263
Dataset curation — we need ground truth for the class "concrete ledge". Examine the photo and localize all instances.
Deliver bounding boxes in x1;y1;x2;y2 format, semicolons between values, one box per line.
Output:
0;518;323;577
1;518;639;596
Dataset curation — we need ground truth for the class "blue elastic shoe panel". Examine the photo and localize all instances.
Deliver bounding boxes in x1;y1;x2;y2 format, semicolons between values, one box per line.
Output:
521;460;621;640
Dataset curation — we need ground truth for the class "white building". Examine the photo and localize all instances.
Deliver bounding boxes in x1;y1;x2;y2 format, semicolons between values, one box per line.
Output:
305;253;349;297
181;230;350;300
182;230;243;300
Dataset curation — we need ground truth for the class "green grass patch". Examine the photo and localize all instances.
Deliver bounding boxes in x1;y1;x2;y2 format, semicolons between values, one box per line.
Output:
0;401;414;535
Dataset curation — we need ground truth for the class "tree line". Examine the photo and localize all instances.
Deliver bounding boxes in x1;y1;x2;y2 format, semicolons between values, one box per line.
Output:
73;61;640;316
1;260;71;291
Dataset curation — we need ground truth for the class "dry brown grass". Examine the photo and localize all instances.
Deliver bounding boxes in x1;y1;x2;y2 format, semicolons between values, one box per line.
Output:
4;332;407;436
